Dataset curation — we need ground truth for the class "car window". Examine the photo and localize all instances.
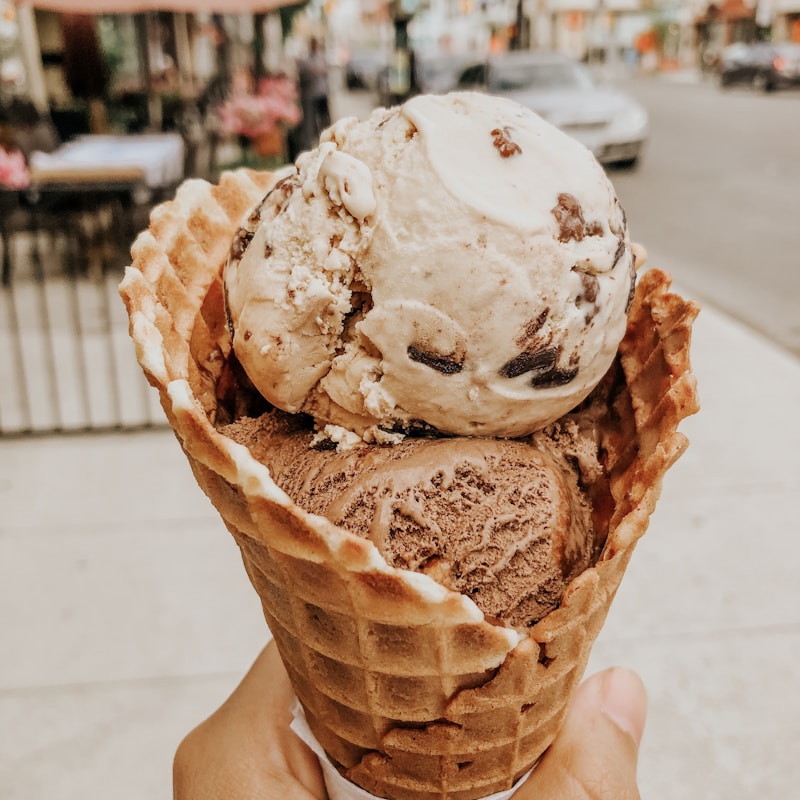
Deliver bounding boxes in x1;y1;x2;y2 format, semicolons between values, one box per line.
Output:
420;58;452;82
722;43;749;62
487;62;594;92
748;43;776;63
456;64;486;89
774;43;800;58
418;57;467;92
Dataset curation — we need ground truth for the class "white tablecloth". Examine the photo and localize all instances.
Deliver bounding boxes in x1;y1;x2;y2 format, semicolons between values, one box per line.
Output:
30;133;185;188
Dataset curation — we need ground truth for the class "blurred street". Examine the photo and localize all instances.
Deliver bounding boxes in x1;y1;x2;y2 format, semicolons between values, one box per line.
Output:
607;73;800;358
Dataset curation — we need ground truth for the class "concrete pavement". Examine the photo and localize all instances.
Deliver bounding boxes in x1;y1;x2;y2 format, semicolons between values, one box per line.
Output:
1;88;799;799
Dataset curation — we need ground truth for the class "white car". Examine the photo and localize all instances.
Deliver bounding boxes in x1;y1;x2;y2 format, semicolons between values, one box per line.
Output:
455;52;649;169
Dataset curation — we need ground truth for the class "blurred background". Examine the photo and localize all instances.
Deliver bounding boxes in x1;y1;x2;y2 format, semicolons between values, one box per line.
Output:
0;0;798;434
1;0;798;798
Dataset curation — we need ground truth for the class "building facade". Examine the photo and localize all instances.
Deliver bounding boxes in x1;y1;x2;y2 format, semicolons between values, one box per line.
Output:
380;0;800;68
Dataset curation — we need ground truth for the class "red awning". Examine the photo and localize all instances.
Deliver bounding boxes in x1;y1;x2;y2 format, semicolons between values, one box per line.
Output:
720;0;756;20
14;0;298;12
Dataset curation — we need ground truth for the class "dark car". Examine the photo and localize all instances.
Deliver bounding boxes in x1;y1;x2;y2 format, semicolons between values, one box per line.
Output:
455;51;648;168
719;42;800;91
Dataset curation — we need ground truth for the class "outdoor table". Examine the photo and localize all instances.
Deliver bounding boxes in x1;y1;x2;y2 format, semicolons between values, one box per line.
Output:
2;133;185;284
29;132;185;189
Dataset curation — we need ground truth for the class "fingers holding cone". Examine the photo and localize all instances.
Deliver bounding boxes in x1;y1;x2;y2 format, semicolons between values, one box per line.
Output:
515;667;647;800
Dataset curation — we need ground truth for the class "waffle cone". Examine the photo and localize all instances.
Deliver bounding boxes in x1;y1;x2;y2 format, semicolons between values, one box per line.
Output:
120;169;699;800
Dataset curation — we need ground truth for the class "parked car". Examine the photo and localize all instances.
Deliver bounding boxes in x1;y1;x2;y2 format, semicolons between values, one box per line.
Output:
414;52;476;94
718;41;800;92
344;49;388;91
376;51;474;105
454;51;648;168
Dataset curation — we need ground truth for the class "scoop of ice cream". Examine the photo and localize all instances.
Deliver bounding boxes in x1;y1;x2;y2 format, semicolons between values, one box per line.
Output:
224;92;635;441
222;411;598;628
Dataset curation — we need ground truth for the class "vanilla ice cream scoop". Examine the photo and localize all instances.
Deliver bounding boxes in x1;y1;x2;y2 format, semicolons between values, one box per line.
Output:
224;92;636;441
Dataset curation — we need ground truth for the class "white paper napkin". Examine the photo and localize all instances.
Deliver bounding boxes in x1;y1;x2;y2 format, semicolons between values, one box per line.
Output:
290;697;533;800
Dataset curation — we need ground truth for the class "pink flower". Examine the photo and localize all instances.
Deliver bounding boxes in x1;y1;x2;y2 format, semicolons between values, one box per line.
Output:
0;147;30;190
218;75;302;140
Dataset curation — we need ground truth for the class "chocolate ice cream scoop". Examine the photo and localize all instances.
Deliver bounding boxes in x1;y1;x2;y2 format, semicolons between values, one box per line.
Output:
223;411;597;628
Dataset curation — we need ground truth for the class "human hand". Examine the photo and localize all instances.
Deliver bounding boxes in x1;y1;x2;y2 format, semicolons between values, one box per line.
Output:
173;642;326;799
515;665;647;799
173;641;646;800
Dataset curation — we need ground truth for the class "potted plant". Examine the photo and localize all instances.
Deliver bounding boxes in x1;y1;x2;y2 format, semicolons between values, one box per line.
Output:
218;70;302;166
0;146;30;190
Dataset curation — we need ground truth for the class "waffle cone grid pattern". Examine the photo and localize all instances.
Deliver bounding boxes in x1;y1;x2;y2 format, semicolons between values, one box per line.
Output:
120;170;699;800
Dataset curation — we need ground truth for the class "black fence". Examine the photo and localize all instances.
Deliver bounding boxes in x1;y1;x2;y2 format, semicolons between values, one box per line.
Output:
1;186;165;436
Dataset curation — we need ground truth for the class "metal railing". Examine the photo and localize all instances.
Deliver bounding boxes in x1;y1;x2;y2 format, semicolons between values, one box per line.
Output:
1;193;164;436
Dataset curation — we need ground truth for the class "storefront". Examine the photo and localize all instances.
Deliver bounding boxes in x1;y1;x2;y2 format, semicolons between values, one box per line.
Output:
770;0;800;41
4;2;304;129
694;0;757;70
1;0;304;436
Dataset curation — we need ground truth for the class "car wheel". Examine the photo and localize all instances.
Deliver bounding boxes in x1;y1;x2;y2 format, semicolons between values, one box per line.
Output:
753;73;773;92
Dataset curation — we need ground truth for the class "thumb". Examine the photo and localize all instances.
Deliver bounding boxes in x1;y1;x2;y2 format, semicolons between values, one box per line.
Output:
515;667;647;800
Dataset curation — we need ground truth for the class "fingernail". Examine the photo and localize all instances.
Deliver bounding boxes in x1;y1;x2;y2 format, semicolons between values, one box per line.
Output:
599;667;647;747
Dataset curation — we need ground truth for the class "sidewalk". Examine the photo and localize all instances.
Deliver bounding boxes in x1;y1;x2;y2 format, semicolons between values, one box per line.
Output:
2;282;799;799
